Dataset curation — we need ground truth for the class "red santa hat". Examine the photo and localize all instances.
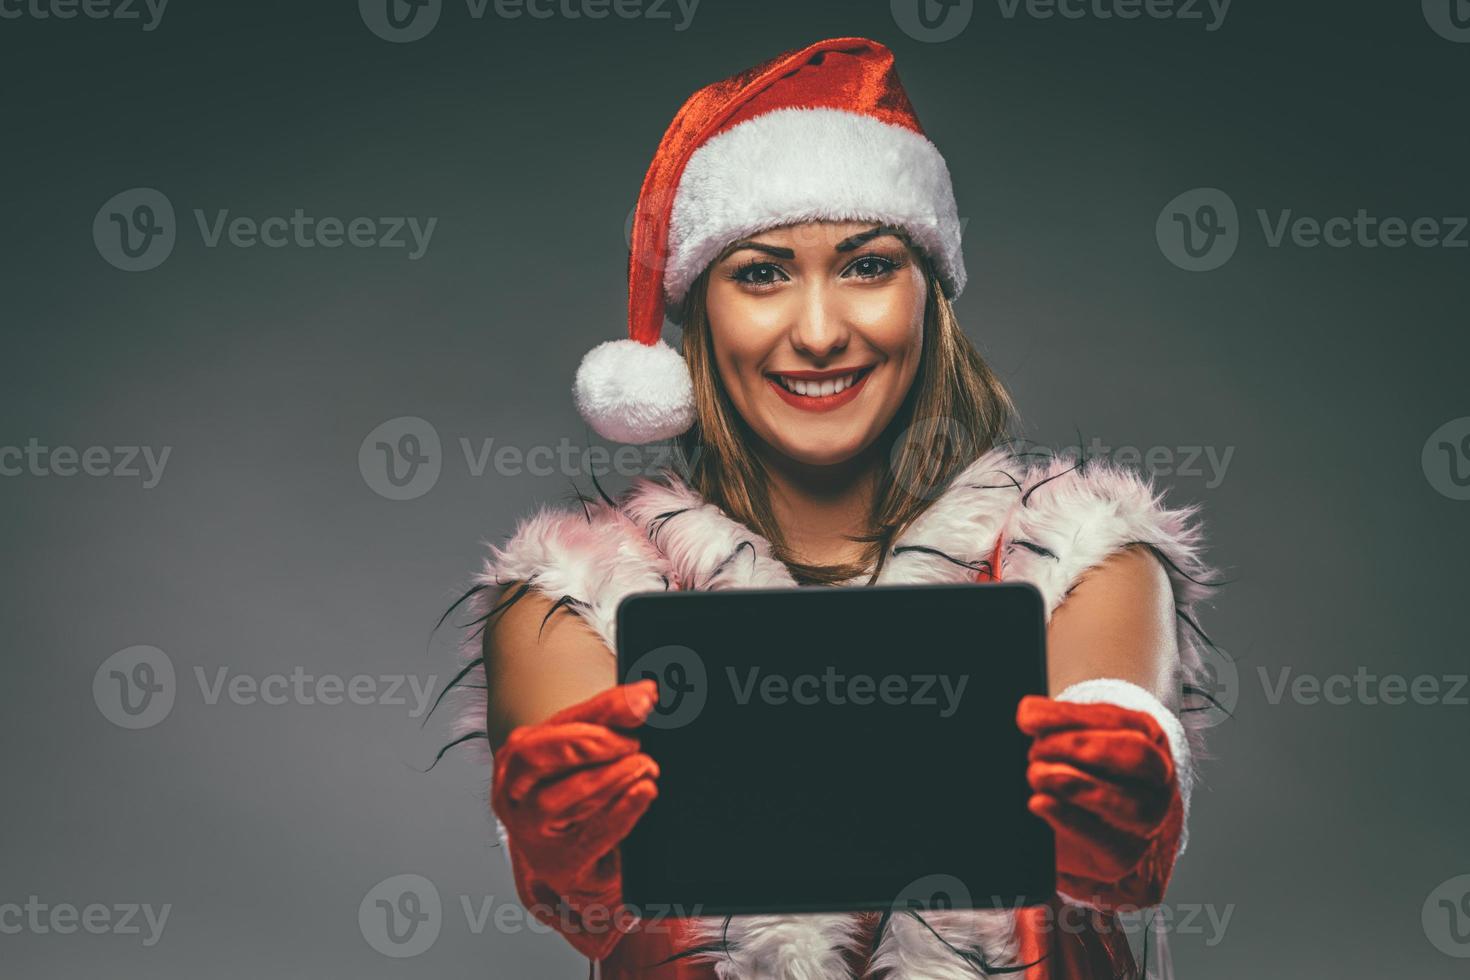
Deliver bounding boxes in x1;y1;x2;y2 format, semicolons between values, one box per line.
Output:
573;36;967;445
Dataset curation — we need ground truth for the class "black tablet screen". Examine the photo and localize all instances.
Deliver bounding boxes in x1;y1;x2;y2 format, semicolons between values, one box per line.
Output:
616;582;1054;916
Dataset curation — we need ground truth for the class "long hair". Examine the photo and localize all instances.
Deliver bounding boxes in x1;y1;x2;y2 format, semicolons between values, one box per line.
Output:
673;254;1016;586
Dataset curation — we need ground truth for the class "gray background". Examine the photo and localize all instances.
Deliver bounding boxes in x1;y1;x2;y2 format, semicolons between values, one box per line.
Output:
3;1;1468;976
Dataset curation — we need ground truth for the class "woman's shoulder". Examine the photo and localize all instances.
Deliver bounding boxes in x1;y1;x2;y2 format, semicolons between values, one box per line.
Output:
993;443;1215;611
481;469;710;571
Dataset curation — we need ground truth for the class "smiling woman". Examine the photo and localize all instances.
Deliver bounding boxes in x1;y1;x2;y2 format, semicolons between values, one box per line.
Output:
679;219;1012;580
450;35;1220;980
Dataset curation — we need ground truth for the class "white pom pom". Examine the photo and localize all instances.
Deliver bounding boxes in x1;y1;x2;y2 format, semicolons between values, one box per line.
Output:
573;338;696;444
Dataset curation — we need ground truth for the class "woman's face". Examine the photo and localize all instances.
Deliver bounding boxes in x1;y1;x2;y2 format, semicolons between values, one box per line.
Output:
703;221;927;468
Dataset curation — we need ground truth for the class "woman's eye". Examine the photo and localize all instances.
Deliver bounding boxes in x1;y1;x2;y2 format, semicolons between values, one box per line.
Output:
844;255;897;279
733;263;788;286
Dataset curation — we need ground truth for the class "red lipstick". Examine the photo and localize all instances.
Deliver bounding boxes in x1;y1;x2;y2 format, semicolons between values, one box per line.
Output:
765;366;875;412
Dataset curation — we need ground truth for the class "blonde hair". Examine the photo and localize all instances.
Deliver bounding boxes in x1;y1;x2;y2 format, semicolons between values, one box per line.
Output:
673;256;1016;586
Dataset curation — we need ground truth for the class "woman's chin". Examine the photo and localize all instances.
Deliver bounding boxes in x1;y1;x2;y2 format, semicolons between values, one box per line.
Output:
763;430;878;469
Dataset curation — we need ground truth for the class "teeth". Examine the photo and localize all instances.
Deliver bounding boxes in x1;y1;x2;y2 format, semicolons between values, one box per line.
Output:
777;371;863;396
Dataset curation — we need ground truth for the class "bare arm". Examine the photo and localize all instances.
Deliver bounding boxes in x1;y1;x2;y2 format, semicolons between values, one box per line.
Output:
1044;544;1180;711
482;582;619;750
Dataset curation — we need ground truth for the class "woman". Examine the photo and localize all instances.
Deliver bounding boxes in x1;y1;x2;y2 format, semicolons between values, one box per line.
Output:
448;37;1218;979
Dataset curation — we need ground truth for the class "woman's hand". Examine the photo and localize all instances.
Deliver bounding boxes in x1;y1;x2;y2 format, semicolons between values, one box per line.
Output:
490;679;661;961
1016;695;1185;909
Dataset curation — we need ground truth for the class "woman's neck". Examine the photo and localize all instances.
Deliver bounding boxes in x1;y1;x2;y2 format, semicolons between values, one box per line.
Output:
756;440;883;568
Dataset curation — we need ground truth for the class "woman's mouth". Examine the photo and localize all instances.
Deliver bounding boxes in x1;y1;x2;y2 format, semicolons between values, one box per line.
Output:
765;366;875;412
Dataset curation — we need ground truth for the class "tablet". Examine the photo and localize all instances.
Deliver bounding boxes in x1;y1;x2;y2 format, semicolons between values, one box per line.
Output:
615;582;1054;916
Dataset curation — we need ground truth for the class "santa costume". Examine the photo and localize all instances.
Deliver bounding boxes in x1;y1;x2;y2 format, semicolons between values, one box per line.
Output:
449;37;1219;980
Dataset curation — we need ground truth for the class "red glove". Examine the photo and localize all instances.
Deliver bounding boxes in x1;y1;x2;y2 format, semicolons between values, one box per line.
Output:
490;680;660;961
1017;693;1186;909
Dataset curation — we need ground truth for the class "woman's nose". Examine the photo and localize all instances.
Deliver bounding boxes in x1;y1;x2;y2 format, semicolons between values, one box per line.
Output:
789;284;850;359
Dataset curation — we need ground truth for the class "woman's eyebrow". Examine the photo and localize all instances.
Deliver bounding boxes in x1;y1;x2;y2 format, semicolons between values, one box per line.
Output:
722;240;795;260
835;225;903;252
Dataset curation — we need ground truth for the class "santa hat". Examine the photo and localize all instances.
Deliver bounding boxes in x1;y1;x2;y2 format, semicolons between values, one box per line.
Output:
573;36;967;445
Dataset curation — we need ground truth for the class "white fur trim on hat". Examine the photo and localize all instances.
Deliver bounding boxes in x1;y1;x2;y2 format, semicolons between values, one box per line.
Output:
664;107;966;313
1056;677;1194;859
573;337;695;444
